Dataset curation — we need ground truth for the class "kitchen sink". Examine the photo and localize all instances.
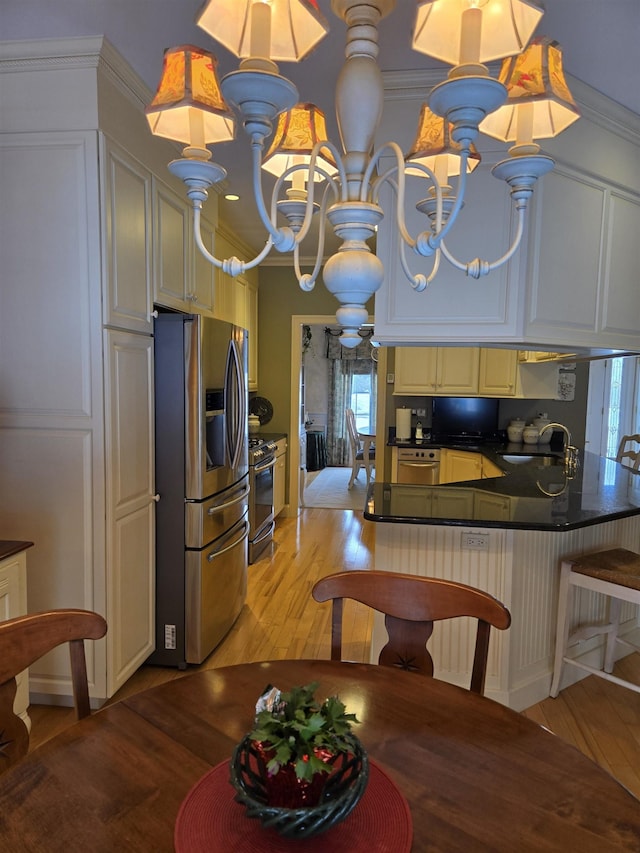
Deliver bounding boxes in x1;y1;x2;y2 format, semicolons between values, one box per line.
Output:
499;453;561;466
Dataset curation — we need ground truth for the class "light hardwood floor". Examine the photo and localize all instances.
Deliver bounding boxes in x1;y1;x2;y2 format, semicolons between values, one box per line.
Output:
28;507;640;799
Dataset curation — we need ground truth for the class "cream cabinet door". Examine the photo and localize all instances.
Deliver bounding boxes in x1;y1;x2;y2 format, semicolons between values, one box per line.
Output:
474;492;511;520
437;348;479;394
0;549;29;722
104;329;155;695
246;280;259;391
102;139;153;333
440;449;483;484
213;232;239;323
430;488;474;517
394;347;479;395
152;178;190;311
394;347;438;393
478;349;517;396
191;213;216;314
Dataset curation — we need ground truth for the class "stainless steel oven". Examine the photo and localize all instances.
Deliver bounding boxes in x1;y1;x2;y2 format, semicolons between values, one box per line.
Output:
249;438;277;563
394;447;440;485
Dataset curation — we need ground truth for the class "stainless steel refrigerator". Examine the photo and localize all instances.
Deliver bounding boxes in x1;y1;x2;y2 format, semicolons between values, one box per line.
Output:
150;312;249;667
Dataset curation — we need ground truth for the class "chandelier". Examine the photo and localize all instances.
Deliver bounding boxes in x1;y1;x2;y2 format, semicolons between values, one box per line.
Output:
146;0;579;347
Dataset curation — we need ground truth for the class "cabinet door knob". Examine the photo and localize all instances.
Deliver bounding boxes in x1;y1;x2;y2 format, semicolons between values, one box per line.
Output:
152;494;160;503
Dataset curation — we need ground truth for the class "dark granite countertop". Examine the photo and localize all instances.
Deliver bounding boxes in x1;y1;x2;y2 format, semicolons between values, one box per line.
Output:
365;450;640;531
0;540;34;561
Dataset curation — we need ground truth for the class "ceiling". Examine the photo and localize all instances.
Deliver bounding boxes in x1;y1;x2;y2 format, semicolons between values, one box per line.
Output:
4;1;639;257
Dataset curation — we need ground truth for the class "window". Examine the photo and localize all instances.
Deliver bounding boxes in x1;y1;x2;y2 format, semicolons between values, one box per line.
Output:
351;374;375;433
586;356;640;482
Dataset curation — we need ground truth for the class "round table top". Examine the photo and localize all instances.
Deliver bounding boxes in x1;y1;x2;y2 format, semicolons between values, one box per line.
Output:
1;659;639;851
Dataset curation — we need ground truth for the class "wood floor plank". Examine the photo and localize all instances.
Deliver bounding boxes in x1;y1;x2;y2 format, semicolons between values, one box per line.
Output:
24;506;640;803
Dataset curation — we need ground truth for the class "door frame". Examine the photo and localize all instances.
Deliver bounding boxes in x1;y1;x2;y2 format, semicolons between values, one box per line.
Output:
288;314;378;513
288;314;335;514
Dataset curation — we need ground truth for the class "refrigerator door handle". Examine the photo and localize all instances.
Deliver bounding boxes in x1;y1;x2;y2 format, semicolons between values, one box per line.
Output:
206;483;250;515
224;338;246;472
206;519;250;562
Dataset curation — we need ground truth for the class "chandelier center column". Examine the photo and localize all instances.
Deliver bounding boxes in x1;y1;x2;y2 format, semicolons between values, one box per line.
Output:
332;1;395;198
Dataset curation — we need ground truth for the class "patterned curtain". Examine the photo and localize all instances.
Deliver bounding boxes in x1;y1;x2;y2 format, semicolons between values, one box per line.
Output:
325;329;378;466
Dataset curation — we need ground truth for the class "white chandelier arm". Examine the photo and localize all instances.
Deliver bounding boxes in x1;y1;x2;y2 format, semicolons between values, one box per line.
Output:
377;167;444;290
398;235;441;293
367;145;427;248
294;182;333;292
414;151;471;258
315;140;350;202
271;153;341;245
439;204;526;280
250;141;296;252
192;206;274;275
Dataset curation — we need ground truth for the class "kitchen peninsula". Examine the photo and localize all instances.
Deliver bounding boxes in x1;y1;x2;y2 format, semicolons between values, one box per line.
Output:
365;450;640;710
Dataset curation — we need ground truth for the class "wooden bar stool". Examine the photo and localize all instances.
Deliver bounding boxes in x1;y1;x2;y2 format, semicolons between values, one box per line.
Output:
550;548;640;697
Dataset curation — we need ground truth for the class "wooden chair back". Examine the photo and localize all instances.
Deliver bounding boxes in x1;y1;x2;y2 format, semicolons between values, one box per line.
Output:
345;408;361;456
312;571;511;694
0;609;107;773
616;434;640;470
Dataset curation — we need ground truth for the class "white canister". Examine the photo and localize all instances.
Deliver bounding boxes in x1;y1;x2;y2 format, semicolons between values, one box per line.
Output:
522;425;539;445
507;418;525;443
248;414;261;435
534;414;552;444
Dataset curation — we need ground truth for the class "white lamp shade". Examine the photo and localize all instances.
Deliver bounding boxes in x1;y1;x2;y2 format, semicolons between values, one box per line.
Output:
196;0;329;62
413;0;544;67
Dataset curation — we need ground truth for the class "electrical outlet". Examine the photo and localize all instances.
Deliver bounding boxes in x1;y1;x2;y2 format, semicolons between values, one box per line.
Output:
387;373;395;383
417;408;426;417
462;533;490;551
164;624;177;649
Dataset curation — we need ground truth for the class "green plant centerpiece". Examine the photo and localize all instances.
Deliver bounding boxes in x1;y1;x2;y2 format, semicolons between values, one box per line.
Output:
229;681;369;839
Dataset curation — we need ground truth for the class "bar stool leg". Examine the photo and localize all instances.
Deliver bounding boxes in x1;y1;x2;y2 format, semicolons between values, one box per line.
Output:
604;596;622;674
550;561;574;698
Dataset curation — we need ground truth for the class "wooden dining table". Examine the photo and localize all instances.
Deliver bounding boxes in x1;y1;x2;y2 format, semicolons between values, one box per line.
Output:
1;659;639;851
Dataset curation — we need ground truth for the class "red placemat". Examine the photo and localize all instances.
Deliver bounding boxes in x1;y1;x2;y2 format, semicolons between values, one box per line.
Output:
175;758;412;852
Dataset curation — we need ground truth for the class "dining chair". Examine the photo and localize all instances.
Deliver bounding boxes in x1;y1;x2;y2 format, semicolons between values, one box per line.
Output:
0;609;107;773
345;408;375;489
616;434;640;470
312;570;511;694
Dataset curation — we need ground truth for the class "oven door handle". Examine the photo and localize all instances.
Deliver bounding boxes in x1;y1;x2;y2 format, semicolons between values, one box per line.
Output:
254;456;276;473
400;461;439;468
251;519;275;546
206;483;250;515
206;519;250;562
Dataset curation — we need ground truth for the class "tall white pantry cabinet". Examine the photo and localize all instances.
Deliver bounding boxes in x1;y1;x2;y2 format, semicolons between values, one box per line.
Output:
0;37;216;703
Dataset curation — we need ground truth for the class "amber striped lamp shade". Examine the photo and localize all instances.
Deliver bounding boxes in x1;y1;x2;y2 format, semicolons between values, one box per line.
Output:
262;103;337;188
146;45;235;158
406;106;481;186
480;37;580;155
196;0;329;64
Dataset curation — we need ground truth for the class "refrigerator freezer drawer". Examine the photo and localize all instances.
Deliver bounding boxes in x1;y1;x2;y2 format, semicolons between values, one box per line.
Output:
185;476;249;549
185;513;249;664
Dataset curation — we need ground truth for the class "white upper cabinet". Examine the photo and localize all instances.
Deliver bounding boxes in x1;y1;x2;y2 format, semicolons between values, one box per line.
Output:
374;81;640;356
102;140;153;334
152;178;190;311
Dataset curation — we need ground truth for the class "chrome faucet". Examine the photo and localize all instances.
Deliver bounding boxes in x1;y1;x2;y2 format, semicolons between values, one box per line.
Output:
539;422;579;475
